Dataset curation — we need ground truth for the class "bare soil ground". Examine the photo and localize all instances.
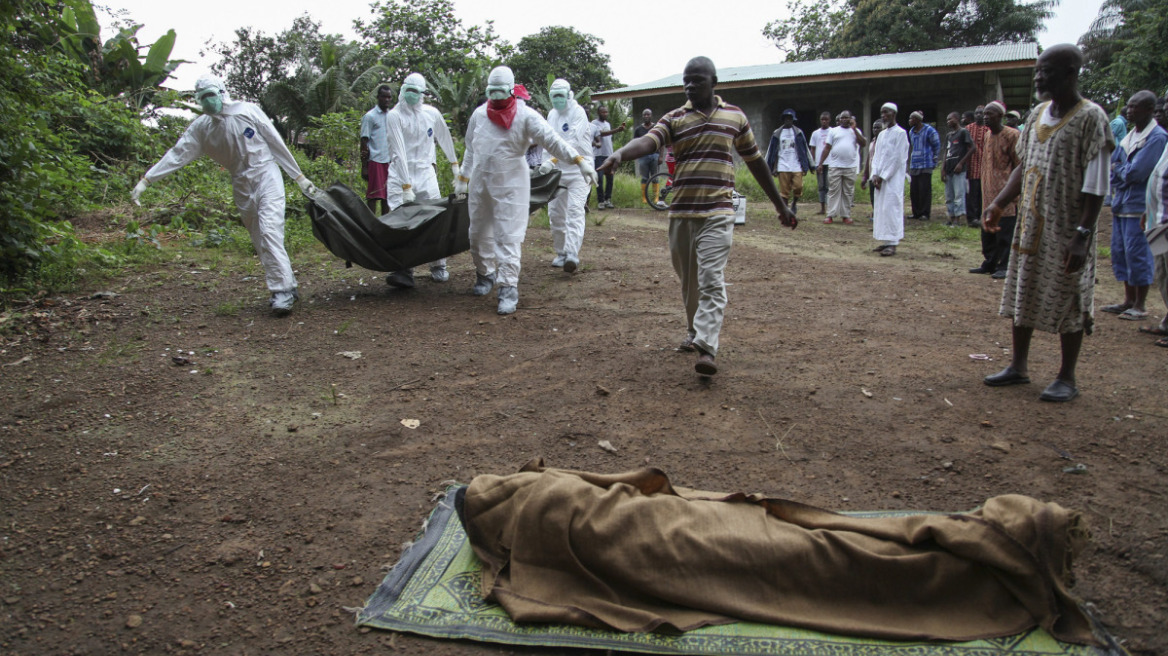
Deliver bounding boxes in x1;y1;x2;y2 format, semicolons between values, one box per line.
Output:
1;205;1166;656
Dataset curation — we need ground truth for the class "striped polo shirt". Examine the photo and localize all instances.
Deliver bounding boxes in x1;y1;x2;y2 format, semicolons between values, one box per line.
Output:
646;96;761;218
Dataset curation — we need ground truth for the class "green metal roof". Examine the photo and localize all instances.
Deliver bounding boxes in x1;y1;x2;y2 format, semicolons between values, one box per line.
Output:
595;43;1039;98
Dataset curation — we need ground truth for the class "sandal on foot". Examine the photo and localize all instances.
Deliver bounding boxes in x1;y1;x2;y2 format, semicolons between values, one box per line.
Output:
879;245;896;257
1100;303;1131;314
1117;308;1148;321
1155;337;1168;348
1138;325;1168;336
1039;379;1079;402
984;366;1031;387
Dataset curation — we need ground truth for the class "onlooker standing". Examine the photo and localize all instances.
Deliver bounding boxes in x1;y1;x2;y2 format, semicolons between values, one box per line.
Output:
1100;90;1167;321
817;110;866;224
590;105;625;209
870;103;910;256
809;111;833;214
360;85;396;215
941;111;975;226
981;44;1113;403
907;111;940;220
1143;94;1168;345
632;108;662;206
1006;110;1022;129
1155;97;1168;130
969;101;1020;278
765;108;811;214
861;119;884;218
965;108;990;227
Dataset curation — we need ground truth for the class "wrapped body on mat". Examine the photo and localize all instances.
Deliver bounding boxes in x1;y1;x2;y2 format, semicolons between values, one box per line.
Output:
456;460;1100;646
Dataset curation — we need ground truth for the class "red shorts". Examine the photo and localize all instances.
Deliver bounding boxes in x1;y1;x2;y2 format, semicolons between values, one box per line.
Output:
365;161;389;200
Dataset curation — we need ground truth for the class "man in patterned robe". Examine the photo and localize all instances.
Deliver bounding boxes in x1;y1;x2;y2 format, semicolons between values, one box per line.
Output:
981;44;1114;403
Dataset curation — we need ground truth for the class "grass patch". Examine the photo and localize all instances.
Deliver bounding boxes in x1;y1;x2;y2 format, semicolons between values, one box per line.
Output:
214;300;242;317
97;337;147;365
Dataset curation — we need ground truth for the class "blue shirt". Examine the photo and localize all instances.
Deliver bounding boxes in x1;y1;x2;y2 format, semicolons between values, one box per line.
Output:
1111;124;1168;216
360;106;391;163
908;123;940;170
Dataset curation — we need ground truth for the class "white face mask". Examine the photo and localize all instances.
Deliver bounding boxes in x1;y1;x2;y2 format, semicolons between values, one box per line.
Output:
198;90;222;115
401;89;422;105
551;94;568;111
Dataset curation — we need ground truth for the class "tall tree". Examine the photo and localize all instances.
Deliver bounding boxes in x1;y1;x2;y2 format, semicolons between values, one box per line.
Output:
264;36;390;144
509;26;620;96
355;0;512;83
206;14;323;103
764;0;1056;62
1079;0;1168;108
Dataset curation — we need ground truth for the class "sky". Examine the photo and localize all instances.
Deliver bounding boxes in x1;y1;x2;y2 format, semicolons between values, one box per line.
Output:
97;0;1105;94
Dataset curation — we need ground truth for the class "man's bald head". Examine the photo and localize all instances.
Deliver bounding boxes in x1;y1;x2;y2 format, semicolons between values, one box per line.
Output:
1038;44;1084;74
1130;90;1157;111
684;56;716;78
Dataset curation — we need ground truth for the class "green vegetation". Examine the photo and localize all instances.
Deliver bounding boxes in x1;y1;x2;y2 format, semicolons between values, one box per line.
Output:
763;0;1056;62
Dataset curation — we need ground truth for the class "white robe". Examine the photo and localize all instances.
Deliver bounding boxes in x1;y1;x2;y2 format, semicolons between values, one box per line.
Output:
145;101;305;292
870;124;910;244
461;100;580;287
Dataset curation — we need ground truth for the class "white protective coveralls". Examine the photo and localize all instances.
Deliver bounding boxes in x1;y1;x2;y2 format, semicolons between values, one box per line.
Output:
143;78;307;295
386;74;458;208
542;79;593;269
461;68;586;298
870;121;910;246
385;73;459;280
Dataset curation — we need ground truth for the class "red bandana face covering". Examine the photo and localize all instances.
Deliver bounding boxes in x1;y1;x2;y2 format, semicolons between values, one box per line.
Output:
487;96;517;129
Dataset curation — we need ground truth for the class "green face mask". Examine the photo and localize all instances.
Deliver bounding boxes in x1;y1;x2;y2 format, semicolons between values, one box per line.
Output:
198;92;222;115
401;89;422;106
551;95;568;111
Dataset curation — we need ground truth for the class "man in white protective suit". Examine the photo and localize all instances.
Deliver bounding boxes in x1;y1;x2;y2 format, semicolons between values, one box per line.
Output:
383;72;463;288
537;78;594;273
869;102;910;257
456;66;597;315
131;75;318;316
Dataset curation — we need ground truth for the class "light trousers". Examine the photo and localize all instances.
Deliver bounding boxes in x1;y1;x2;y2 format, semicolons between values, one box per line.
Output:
827;167;856;218
669;214;734;357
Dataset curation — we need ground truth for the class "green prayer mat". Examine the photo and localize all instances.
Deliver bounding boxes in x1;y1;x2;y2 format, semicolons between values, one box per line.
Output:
358;486;1127;655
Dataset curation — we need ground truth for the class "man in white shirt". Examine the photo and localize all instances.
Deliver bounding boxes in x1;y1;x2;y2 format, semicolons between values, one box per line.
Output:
816;110;867;224
808;111;832;215
765;108;811;214
590;105;625;209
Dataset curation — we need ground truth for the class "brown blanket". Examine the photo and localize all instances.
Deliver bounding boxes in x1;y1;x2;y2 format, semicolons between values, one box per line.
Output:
460;460;1098;645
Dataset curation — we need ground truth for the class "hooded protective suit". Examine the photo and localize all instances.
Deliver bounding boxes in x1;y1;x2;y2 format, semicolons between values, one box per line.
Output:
462;67;584;292
543;79;593;269
386;73;459;208
143;76;309;295
384;73;460;281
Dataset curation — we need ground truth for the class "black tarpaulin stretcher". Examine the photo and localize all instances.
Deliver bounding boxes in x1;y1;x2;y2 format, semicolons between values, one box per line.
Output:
306;170;563;272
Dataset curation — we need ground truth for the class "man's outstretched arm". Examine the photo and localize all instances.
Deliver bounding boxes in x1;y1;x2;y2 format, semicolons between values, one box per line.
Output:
597;135;658;174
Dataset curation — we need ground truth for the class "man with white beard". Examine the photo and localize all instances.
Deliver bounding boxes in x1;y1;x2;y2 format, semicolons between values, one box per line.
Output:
869;102;910;256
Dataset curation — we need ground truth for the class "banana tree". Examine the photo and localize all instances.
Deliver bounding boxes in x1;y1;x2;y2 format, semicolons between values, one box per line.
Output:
56;0;185;109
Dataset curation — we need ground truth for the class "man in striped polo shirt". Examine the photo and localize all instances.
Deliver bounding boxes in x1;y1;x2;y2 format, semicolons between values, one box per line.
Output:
599;57;796;376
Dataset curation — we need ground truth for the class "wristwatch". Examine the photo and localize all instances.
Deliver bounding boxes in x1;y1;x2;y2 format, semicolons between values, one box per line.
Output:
1075;226;1093;238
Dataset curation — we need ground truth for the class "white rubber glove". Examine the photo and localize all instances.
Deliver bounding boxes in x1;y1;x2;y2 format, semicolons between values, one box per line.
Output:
450;163;461;184
577;157;598;186
296;175;318;197
131;178;149;206
454;176;468;196
402;186;416;204
537;160;555;176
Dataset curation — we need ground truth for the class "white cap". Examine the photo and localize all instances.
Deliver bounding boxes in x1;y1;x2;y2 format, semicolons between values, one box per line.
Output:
550;78;571;95
403;72;426;92
881;102;898;113
487;66;515;89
